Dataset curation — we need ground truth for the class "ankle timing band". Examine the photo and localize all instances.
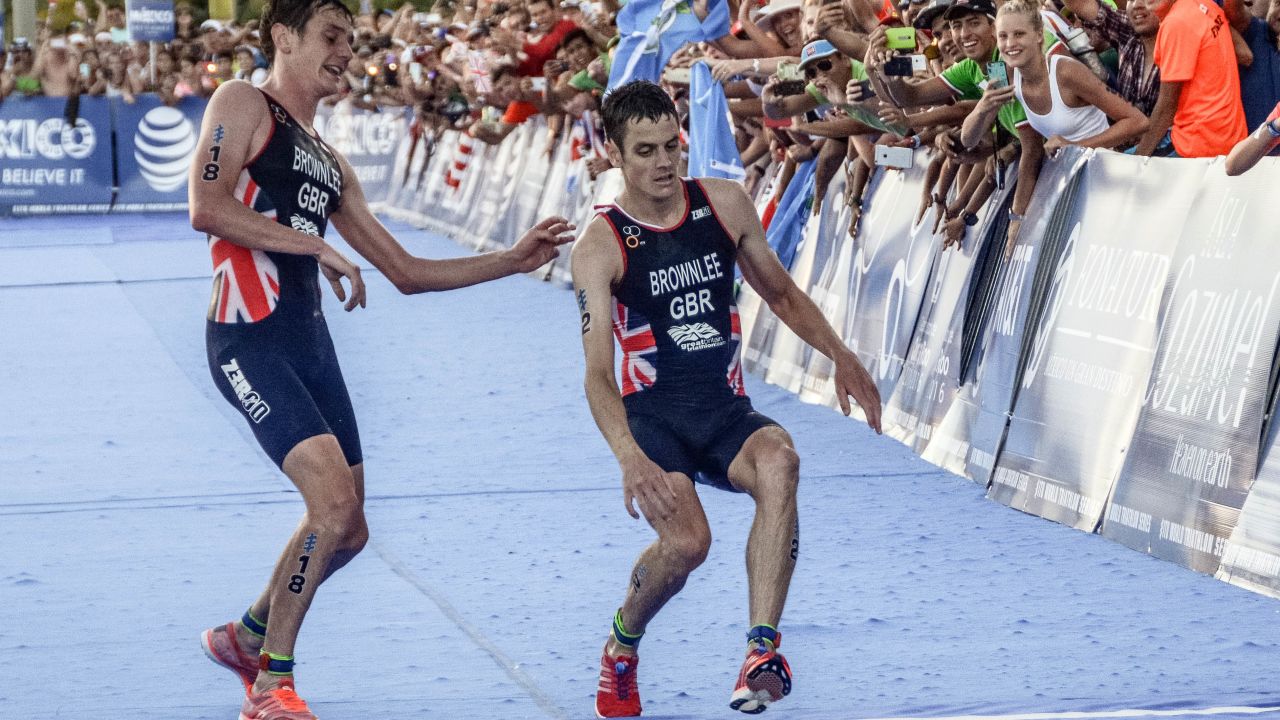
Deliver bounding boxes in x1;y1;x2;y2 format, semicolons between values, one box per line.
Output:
259;652;295;676
746;624;780;650
241;609;268;638
612;610;643;648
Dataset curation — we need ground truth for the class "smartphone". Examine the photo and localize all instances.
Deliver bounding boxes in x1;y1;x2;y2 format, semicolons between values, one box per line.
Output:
854;79;876;100
883;56;914;76
910;54;928;72
986;60;1008;88
408;61;423;83
885;27;917;50
79;62;90;78
874;144;914;169
775;62;802;82
662;66;691;84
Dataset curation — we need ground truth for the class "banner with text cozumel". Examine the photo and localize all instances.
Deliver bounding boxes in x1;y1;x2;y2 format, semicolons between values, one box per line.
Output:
0;97;114;214
988;154;1198;530
112;95;205;210
314;104;410;206
1103;162;1280;575
922;150;1088;483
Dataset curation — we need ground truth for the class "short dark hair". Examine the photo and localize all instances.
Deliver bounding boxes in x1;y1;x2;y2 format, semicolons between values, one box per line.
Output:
259;0;352;62
601;81;678;150
557;27;593;53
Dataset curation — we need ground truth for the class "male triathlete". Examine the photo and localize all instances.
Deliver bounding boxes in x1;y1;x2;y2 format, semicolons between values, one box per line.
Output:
190;1;572;718
572;80;882;717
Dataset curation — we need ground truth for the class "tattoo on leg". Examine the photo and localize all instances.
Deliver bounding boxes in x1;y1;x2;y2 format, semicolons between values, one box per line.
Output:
577;288;591;334
288;533;319;595
631;564;647;593
790;520;799;561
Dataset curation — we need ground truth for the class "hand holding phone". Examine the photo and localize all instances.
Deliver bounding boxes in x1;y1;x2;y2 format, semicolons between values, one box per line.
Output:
874;144;914;169
985;61;1008;88
884;27;917;51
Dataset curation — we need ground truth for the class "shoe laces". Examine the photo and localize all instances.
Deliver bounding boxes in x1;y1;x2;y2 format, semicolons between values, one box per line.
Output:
268;684;310;713
611;657;637;699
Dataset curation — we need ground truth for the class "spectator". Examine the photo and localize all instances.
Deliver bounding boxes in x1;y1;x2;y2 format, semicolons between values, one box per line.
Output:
1133;0;1247;156
1062;0;1162;117
174;3;198;41
516;0;580;76
35;35;79;97
1226;0;1280;131
1224;100;1280;174
234;45;269;86
4;39;39;98
963;0;1148;153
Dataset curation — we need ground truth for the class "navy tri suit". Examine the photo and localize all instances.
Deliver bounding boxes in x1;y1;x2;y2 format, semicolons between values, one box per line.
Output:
600;178;779;490
203;89;362;468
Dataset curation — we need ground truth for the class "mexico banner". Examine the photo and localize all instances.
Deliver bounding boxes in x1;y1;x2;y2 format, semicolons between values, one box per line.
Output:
0;96;113;214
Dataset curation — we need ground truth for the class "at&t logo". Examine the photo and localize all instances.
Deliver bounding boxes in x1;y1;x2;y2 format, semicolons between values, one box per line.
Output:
134;106;196;192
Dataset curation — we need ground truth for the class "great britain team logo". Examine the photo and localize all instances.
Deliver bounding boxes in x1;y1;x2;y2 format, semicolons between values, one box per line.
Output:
668;322;725;351
134;106;196;192
290;214;320;236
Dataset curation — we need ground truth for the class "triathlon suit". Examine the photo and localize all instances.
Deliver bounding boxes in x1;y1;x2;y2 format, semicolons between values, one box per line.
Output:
601;178;779;491
203;89;362;469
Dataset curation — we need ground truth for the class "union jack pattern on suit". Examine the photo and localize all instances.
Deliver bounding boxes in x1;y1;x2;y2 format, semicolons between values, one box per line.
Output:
208;169;280;323
727;304;745;395
613;300;658;395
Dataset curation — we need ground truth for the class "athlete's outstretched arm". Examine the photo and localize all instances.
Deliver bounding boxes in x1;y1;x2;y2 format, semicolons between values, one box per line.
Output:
706;179;883;433
188;80;366;311
329;151;574;294
571;221;682;522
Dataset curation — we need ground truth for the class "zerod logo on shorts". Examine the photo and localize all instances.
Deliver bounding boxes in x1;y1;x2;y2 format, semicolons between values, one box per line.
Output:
134;106;196;192
221;358;271;423
667;322;725;351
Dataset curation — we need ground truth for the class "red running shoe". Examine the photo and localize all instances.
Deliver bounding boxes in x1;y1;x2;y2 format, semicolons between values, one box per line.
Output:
239;678;317;720
201;622;259;692
595;648;642;717
728;642;792;714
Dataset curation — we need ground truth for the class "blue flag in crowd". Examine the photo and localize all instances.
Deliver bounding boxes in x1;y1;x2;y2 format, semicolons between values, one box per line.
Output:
607;0;730;89
768;158;816;271
687;62;745;182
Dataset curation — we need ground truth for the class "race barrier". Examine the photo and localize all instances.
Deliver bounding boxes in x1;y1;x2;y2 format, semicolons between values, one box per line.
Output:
375;124;1280;602
0;94;410;215
10;94;1280;600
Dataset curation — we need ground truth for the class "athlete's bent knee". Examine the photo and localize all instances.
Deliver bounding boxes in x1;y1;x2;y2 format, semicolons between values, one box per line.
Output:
312;500;368;553
756;445;800;499
665;529;712;573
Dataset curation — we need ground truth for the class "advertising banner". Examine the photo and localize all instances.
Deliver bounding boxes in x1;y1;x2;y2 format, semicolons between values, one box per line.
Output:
0;96;113;214
112;95;204;211
764;171;847;393
126;0;175;42
1220;425;1280;600
988;154;1197;530
884;169;1015;451
1103;163;1280;574
315;103;411;206
842;157;937;405
921;151;1088;483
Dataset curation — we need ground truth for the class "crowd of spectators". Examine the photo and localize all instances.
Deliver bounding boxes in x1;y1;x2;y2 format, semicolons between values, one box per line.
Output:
1;0;1275;246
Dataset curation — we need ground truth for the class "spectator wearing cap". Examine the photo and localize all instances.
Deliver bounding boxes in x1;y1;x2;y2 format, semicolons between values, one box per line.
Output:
3;39;39;98
1061;0;1161;117
1226;0;1280;133
961;0;1147;154
516;0;580;76
1133;0;1246;156
234;45;269;86
870;0;1055;242
718;0;805;57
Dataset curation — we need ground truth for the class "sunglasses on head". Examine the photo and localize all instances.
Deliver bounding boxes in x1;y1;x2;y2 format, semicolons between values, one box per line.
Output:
804;58;833;78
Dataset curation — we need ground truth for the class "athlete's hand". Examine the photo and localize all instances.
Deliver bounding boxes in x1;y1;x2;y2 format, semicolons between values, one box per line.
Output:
317;244;366;311
834;348;882;434
507;215;577;274
620;453;682;522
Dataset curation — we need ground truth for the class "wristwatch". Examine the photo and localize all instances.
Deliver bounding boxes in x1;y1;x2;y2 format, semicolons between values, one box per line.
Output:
963;211;980;227
1266;118;1280;138
1007;209;1024;222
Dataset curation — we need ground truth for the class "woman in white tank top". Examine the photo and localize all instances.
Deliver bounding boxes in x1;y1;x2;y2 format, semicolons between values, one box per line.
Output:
993;0;1148;153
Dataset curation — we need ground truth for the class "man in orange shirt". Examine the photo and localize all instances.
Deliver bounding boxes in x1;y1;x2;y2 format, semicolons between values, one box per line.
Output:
1134;0;1246;157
